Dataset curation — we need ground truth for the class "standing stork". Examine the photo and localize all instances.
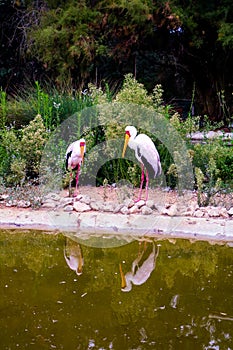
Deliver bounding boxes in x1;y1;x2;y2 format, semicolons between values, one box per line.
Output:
66;138;86;197
122;126;161;201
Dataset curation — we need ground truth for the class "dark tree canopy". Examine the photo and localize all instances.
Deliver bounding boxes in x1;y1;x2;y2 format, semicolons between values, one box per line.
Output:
0;0;232;121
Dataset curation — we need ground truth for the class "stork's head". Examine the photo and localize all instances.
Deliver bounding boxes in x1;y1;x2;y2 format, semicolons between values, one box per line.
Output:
79;138;86;163
122;126;137;158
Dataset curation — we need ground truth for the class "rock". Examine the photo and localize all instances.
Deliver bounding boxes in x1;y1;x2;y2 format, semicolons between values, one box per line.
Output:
207;207;221;218
183;202;199;216
0;194;9;201
146;200;155;209
42;200;58;209
59;197;74;208
76;194;83;201
219;207;229;218
64;205;74;212
17;200;31;208
162;204;177;216
73;202;91;212
90;201;101;211
193;209;204;218
141;206;153;215
135;200;145;208
44;193;61;201
6;200;18;207
227;207;233;216
183;206;196;216
113;203;125;213
123;198;134;208
79;195;91;205
102;202;116;212
120;206;129;215
129;205;140;214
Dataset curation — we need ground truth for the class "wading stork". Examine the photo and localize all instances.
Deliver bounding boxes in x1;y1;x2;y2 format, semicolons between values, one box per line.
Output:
66;138;86;196
122;126;161;201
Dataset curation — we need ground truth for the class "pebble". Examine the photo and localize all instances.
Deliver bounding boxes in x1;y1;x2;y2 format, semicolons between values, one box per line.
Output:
228;207;233;216
73;202;91;212
141;206;153;215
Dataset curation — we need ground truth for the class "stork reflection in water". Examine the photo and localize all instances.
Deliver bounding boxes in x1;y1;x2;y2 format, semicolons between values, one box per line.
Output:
119;241;160;292
64;237;84;276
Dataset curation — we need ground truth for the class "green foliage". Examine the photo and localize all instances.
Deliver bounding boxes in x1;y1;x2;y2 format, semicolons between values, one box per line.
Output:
195;164;222;207
192;140;233;205
218;22;233;49
28;3;100;85
21;114;49;178
1;0;232;124
0;127;22;185
35;81;53;130
0;88;7;129
115;73;153;107
0;115;48;186
193;140;233;185
170;113;200;139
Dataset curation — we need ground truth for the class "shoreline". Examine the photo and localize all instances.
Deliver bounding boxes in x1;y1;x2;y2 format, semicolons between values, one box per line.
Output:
0;207;233;244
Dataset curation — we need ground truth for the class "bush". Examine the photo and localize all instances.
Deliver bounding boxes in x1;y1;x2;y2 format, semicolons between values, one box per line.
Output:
21;114;49;179
0;115;49;186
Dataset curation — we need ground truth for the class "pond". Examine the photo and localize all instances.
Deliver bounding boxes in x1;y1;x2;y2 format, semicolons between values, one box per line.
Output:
0;230;233;350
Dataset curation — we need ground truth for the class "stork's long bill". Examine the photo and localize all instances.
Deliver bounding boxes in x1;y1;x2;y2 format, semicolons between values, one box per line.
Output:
80;141;85;163
122;131;130;158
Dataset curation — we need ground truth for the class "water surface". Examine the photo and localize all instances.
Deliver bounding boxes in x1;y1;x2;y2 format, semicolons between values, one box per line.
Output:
0;230;232;349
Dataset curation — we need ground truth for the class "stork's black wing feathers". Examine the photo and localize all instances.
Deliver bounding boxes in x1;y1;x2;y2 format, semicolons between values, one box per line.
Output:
136;145;160;178
66;150;72;170
141;154;156;178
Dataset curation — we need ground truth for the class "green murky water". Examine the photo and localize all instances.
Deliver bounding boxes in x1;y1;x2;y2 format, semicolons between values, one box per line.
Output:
0;230;233;350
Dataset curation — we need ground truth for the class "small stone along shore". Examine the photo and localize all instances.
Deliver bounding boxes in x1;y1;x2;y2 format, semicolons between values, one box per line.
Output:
1;189;232;219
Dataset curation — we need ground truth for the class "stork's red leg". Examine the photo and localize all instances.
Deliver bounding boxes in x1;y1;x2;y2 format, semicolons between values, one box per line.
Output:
74;164;80;197
135;164;144;202
145;169;149;201
69;172;73;197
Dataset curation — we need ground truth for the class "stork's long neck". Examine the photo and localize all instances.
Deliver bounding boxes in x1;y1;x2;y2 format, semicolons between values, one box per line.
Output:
128;137;136;150
128;131;137;151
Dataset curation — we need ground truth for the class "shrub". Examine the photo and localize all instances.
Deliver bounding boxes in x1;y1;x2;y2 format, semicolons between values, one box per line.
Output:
21;114;49;179
0;128;22;185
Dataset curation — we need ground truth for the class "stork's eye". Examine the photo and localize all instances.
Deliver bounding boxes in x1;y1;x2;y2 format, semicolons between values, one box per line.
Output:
126;130;130;137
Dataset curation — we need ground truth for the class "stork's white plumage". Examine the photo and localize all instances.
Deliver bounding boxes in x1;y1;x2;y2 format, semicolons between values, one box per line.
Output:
122;126;161;201
65;138;86;196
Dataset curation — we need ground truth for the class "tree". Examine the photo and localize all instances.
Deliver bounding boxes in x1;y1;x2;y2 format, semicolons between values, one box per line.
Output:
0;0;44;91
0;0;232;123
169;0;233;121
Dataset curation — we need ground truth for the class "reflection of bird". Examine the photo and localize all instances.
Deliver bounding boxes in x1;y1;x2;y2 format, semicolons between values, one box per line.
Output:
66;138;86;196
122;126;161;201
64;238;84;276
119;242;160;292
